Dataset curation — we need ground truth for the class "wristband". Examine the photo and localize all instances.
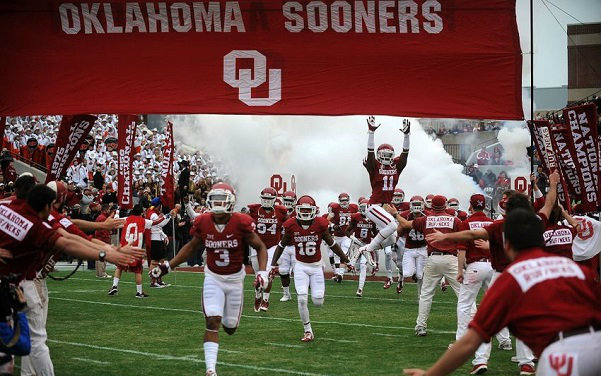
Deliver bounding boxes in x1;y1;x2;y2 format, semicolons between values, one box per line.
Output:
367;131;375;150
327;240;336;248
164;261;171;271
278;241;285;249
402;134;410;151
533;188;543;199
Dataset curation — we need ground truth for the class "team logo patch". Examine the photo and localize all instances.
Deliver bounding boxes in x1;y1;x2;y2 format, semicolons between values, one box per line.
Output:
548;352;578;376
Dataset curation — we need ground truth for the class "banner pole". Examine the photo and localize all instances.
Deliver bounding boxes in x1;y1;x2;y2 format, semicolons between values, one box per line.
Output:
529;0;535;201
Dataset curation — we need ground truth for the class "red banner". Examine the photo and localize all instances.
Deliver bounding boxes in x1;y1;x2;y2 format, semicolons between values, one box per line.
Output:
159;121;175;209
117;114;137;209
550;125;585;209
563;103;600;211
527;120;571;210
45;115;97;183
0;0;522;119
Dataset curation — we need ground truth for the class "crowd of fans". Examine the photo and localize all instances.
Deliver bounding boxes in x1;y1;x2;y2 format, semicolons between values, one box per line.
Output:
423;120;501;137
0;115;226;266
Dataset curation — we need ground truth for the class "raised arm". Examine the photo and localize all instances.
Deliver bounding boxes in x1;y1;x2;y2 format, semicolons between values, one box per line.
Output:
538;170;559;219
364;116;379;172
396;119;410;172
72;217;124;231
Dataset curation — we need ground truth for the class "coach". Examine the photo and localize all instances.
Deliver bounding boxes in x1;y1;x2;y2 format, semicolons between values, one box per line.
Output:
404;208;601;376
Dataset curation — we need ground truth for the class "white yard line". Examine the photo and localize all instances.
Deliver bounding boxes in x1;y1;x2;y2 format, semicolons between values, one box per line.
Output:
264;342;304;349
49;297;455;334
60;277;456;305
48;339;332;376
318;338;359;343
371;332;410;338
72;356;110;365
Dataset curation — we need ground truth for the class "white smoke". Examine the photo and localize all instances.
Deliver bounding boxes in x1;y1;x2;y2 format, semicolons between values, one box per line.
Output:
172;115;480;211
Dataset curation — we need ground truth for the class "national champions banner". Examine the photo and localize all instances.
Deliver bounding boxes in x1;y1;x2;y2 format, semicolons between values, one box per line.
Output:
563;103;600;212
45;114;97;183
117;114;138;209
159;121;175;208
0;0;522;119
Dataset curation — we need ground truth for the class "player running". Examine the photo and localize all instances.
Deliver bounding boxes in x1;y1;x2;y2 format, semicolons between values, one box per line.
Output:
327;192;358;282
278;190;297;302
399;195;428;296
271;195;352;342
345;198;377;297
247;187;288;311
152;183;268;376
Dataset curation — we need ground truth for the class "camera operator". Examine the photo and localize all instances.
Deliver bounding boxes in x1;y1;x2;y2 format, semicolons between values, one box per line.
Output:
0;273;30;376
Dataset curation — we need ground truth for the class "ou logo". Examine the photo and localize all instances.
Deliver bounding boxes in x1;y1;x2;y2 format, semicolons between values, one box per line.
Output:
223;50;281;106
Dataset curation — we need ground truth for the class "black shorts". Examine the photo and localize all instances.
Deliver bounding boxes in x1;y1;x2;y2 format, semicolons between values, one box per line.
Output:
150;240;166;260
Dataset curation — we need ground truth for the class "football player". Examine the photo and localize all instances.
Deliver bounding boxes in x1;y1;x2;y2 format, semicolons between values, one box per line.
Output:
448;198;468;221
399;195;427;296
327;192;358;282
271;195;352;342
360;116;410;261
279;190;297;302
152;183;268;376
247;187;288;311
345;198;377;297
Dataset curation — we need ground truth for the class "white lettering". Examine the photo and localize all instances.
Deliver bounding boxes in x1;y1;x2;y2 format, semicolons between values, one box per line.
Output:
59;3;81;34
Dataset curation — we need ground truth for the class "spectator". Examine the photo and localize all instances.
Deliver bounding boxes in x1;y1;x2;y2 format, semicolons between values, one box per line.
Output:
94;204;112;278
483;169;497;188
20;137;46;166
496;171;511;192
467;164;482;185
0;154;17;183
491;146;502;165
102;185;117;205
535;165;549;194
476;146;490;165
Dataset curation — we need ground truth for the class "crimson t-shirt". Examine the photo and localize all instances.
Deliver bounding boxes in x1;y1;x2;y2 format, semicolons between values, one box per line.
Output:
459;211;493;263
469;248;601;356
413;211;461;254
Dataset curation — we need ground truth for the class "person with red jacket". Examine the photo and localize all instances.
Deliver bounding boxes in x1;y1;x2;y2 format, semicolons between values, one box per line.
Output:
404;209;601;376
20;138;45;167
94;204;113;278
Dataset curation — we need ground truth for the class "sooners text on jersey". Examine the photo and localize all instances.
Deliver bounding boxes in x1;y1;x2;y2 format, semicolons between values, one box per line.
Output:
283;216;329;264
329;203;359;237
348;213;377;244
246;204;287;248
191;212;256;275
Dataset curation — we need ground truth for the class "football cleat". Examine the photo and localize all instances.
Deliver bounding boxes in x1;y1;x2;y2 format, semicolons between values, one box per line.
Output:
206;370;217;376
108;286;118;296
259;299;270;312
150;282;164;289
383;278;393;289
374;263;379;273
158;281;171;288
280;293;291;302
498;340;512;351
254;294;262;313
415;327;427;336
470;364;488;375
301;331;314;342
335;274;343;283
135;292;149;298
519;364;535;375
511;356;519;363
396;280;404;294
356;288;363;297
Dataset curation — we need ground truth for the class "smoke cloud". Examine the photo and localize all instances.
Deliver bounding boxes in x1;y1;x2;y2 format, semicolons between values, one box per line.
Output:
172;115;480;211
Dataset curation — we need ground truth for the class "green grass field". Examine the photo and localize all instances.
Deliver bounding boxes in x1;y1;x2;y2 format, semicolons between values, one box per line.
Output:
40;270;519;376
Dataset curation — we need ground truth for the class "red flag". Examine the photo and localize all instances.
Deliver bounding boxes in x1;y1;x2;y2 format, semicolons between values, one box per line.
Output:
117;114;137;209
527;120;571;211
563;103;600;210
0;0;522;120
550;125;584;208
45;115;97;183
159;121;175;209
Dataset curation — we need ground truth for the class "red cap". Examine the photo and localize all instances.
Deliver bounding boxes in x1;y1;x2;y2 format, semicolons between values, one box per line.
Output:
470;194;486;210
431;195;447;211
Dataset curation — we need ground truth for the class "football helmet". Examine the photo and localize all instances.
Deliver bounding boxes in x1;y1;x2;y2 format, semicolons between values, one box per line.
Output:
46;180;67;206
282;190;297;210
296;195;317;221
338;192;350;209
359;198;369;215
409;195;425;214
392;188;405;204
260;187;277;209
376;144;395;166
206;183;236;214
425;194;434;209
448;198;460;210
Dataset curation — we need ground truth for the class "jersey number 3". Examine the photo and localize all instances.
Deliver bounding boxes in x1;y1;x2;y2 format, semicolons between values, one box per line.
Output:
215;249;230;267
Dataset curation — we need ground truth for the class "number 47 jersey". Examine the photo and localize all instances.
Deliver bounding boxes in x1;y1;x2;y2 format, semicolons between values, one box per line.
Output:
246;204;288;248
283;216;330;264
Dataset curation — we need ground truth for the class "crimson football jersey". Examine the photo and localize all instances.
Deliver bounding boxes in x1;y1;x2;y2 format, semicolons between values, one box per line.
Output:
329;203;358;237
191;212;256;275
394;202;410;212
459;211;493;263
400;211;426;249
283;216;330;264
246;204;287;248
413;211;462;254
0;201;61;280
121;215;153;248
347;213;377;244
364;156;403;204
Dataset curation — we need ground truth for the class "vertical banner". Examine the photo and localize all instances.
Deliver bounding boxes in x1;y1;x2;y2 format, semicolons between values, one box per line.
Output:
159;121;175;209
527;120;571;211
563;103;600;210
550;125;584;208
45;114;97;183
117;114;138;209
